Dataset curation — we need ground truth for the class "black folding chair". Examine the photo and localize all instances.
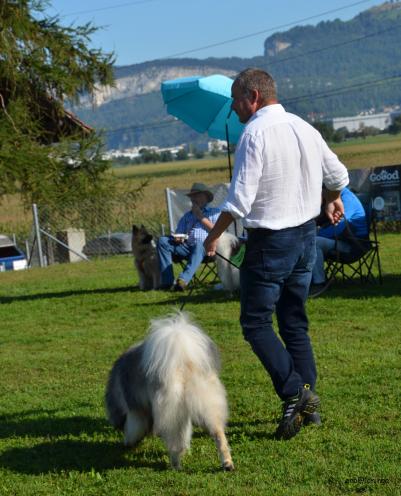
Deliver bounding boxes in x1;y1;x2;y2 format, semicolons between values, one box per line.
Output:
171;253;218;287
324;194;382;285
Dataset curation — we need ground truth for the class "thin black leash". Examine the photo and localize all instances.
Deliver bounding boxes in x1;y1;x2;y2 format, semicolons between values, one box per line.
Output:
179;251;240;311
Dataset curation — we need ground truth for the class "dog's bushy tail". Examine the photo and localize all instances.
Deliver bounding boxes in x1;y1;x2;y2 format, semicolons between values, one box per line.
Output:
141;312;222;433
141;312;220;383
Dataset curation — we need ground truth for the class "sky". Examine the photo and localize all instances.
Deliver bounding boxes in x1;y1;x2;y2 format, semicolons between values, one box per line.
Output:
45;0;386;66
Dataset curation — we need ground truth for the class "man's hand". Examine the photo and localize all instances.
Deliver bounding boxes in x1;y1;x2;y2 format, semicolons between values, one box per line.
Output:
325;197;344;225
204;235;218;257
203;211;235;256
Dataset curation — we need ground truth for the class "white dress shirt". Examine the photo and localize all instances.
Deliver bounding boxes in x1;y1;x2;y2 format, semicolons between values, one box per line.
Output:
221;104;349;230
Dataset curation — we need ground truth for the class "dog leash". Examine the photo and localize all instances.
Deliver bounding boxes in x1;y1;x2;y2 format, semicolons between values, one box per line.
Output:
179;250;241;311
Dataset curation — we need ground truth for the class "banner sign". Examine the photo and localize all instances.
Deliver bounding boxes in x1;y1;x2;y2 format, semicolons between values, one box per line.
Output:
349;164;401;222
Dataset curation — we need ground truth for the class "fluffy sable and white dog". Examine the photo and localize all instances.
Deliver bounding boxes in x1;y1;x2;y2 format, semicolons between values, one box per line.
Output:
131;225;160;290
216;232;242;292
105;312;234;471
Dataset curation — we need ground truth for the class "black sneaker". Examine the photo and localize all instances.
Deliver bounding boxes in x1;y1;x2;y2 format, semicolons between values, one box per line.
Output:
303;411;322;427
275;384;320;440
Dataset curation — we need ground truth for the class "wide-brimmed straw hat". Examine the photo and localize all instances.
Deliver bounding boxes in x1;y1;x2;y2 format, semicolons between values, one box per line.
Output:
186;182;213;202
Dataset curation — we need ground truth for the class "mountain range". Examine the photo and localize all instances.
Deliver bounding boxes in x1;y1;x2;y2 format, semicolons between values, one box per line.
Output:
73;1;401;150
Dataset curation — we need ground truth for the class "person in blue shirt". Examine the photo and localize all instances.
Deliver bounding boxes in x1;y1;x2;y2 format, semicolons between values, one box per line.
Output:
157;183;220;291
311;187;368;292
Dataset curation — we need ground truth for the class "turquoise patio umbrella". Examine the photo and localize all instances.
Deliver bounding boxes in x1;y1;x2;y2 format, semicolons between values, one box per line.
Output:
161;74;245;179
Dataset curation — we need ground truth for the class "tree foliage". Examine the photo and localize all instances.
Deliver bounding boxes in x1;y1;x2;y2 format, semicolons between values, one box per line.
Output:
0;0;125;214
388;115;401;134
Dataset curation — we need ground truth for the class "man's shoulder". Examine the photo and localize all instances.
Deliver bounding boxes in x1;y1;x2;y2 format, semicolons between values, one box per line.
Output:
205;206;221;215
246;107;316;135
179;210;193;222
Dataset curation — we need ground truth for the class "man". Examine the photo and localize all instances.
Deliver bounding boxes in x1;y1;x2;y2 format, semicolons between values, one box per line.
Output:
157;182;220;291
204;69;349;439
310;187;368;294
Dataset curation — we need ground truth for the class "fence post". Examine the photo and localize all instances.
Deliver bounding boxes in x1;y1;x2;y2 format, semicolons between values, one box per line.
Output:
25;239;30;261
32;203;45;267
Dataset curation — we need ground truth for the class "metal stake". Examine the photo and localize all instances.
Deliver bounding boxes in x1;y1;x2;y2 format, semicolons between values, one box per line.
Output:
32;204;45;267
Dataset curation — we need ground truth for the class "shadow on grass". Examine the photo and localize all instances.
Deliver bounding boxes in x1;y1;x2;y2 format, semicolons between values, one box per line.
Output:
0;412;110;439
0;413;281;474
0;410;167;473
312;274;401;300
189;418;277;444
228;419;278;442
132;287;240;309
0;284;237;307
0;285;139;304
0;440;166;474
135;274;401;308
3;274;398;307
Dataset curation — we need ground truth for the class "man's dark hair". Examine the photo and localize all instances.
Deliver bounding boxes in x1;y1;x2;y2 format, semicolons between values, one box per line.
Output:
234;68;277;102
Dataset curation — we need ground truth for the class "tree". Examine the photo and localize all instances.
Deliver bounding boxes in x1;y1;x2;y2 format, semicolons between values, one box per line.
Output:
332;127;348;143
192;147;205;159
0;1;128;215
388;115;401;134
313;121;334;142
175;148;188;161
160;150;173;162
139;148;160;163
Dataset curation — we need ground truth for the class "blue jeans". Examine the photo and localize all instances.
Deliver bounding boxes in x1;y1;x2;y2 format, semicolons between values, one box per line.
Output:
157;236;205;286
312;236;354;284
240;220;317;400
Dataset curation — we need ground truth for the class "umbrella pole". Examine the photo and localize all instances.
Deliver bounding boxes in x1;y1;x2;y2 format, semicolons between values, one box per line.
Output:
225;122;232;182
225;121;237;236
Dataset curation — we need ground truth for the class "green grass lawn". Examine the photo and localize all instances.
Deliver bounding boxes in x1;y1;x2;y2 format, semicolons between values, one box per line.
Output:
0;234;400;495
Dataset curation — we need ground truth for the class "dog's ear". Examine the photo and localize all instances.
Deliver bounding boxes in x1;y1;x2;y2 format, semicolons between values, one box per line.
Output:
132;224;139;233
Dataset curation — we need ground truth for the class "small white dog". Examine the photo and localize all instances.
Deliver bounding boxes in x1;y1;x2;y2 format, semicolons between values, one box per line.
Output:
216;232;242;292
105;312;234;471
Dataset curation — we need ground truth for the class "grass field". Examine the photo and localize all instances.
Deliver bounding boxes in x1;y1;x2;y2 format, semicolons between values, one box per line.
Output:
1;133;400;234
0;232;400;495
113;133;401;227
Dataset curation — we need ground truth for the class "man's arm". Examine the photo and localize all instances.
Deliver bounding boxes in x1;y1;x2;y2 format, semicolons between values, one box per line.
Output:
319;134;349;226
204;212;235;256
191;204;215;231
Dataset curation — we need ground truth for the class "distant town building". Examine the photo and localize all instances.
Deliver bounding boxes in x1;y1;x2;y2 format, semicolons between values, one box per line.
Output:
331;111;401;132
102;144;186;160
208;140;227;152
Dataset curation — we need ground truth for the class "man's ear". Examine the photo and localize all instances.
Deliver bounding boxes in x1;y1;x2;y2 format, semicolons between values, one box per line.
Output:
249;89;259;104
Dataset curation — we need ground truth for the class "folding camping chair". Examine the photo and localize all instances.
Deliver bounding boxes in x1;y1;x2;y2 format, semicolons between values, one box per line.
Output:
324;193;383;285
165;183;243;287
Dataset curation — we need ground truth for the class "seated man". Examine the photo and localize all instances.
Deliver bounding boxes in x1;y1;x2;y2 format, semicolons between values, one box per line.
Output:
157;182;220;291
311;187;368;293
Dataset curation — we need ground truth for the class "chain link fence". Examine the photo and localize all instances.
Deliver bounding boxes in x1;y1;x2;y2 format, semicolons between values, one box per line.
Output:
1;199;164;270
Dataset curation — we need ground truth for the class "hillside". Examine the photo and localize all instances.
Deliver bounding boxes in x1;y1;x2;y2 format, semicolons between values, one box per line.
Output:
74;1;401;149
